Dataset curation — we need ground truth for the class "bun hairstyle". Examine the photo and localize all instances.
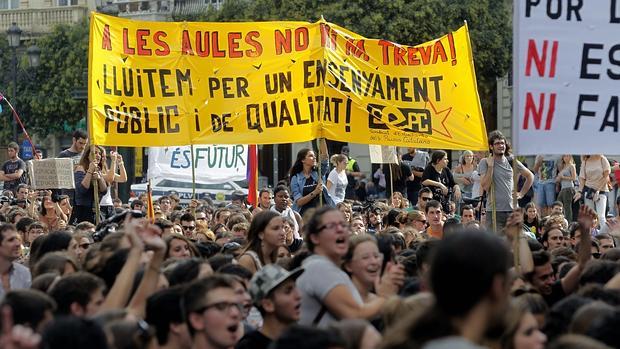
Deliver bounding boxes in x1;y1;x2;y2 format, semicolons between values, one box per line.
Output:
330;154;347;167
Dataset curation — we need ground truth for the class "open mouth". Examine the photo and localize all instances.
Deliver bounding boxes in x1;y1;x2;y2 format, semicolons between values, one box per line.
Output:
335;237;347;245
226;323;239;334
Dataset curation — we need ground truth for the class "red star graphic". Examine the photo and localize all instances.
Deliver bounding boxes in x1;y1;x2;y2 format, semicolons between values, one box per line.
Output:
424;98;453;139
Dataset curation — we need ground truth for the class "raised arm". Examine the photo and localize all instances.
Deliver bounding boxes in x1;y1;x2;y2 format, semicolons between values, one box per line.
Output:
562;206;595;294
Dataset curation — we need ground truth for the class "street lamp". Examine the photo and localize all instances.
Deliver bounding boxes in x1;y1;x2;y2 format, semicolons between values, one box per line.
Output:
5;22;41;144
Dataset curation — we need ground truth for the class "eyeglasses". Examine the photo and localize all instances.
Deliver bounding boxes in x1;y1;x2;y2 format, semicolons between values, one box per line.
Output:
420;197;432;202
194;301;244;314
317;221;350;232
182;225;196;231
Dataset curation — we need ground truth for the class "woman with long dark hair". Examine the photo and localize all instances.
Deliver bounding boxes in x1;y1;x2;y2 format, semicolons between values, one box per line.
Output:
72;145;108;224
238;210;286;274
289;140;333;216
421;150;461;213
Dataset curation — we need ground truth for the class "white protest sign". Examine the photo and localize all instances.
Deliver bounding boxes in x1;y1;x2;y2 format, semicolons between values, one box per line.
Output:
28;158;75;189
513;1;620;155
369;145;398;164
148;145;248;183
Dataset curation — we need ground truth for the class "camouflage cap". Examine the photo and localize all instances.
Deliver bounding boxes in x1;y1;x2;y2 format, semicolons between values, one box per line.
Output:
249;264;304;306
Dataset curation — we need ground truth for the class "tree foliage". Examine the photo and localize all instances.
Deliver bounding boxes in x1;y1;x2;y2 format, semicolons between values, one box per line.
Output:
175;0;511;125
0;21;88;144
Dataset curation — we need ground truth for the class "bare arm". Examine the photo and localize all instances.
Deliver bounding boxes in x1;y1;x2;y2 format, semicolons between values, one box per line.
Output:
4;169;23;180
319;138;329;161
97;217;144;313
562;206;595;295
128;227;166;319
480;158;494;191
518;164;534;197
321;263;404;320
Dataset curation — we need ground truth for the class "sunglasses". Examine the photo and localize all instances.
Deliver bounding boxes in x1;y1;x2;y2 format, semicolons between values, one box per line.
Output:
182;225;196;231
420;197;432;202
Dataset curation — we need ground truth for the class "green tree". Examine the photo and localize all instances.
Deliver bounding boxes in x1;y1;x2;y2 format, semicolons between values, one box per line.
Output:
0;21;89;144
174;0;511;128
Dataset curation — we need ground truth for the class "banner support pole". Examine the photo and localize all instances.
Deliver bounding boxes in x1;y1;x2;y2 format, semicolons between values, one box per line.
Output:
190;145;196;200
317;138;323;207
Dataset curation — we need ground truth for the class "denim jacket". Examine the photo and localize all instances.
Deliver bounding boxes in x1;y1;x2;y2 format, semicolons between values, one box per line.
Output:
291;160;334;212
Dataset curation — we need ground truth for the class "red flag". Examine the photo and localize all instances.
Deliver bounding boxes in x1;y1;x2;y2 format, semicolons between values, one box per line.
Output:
247;145;258;207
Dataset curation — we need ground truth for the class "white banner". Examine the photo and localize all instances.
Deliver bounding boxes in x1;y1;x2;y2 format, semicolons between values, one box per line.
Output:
148;145;248;183
369;145;398;164
28;158;75;190
513;1;620;155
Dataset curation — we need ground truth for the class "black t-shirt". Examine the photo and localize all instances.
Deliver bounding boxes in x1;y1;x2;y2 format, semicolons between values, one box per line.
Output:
402;153;423;192
300;176;319;216
543;280;566;307
422;165;455;210
2;159;28;193
235;330;272;349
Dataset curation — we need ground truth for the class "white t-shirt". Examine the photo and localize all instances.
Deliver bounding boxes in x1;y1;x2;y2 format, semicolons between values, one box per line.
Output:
327;169;348;204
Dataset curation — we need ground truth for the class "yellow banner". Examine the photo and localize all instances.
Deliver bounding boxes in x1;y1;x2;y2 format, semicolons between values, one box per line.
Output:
89;13;487;150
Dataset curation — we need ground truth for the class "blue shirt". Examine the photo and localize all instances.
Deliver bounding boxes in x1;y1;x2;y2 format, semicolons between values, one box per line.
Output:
0;262;32;300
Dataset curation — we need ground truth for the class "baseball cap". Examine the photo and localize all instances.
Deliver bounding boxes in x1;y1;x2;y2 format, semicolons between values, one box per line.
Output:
249;264;304;306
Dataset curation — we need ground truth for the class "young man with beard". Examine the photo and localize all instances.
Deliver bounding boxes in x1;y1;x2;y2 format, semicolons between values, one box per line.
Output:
183;275;244;349
479;131;534;233
0;223;31;298
236;264;304;349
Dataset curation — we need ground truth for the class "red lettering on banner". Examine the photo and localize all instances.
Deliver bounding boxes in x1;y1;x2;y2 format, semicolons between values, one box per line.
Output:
123;28;135;54
274;27;310;55
320;23;337;50
523;92;556;130
153;31;170;56
102;24;112;50
525;39;559;77
345;37;369;61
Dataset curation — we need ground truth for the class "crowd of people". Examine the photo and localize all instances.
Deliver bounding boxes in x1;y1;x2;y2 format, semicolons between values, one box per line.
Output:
0;129;619;349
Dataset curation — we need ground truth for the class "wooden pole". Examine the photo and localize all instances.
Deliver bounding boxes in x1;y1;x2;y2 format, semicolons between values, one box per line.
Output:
317;138;323;207
512;153;520;271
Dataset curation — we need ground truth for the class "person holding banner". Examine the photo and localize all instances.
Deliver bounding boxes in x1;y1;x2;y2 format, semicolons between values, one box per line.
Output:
98;150;127;219
289;141;333;217
573;155;611;226
479;131;534;233
72;145;108;224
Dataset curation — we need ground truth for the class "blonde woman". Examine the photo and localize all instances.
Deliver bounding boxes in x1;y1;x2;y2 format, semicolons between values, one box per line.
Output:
454;150;477;199
556;155;577;221
326;154;348;205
